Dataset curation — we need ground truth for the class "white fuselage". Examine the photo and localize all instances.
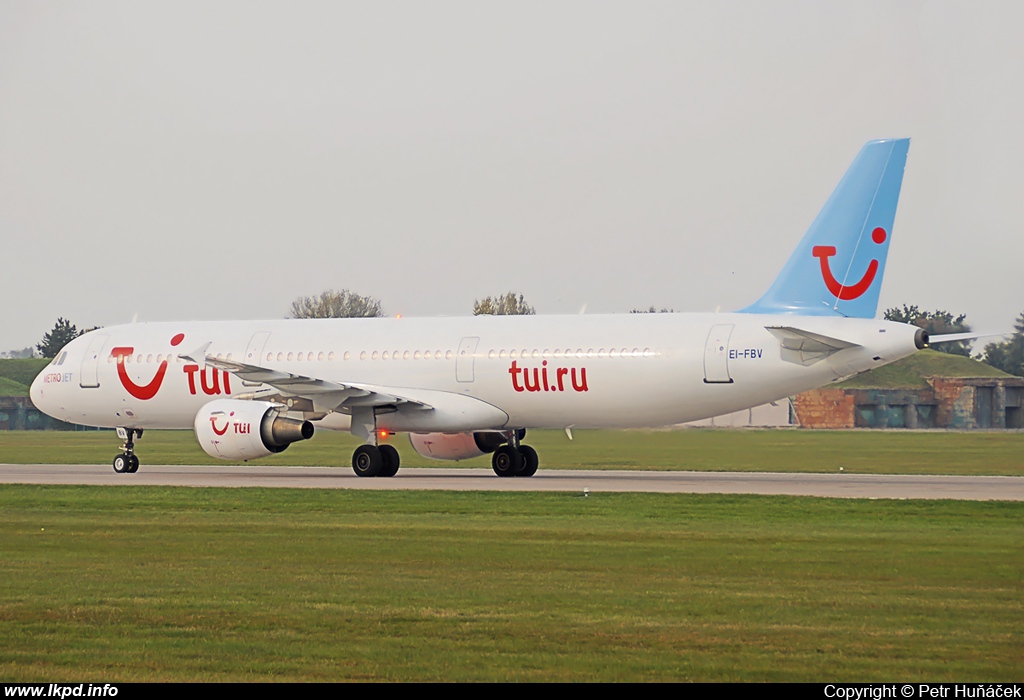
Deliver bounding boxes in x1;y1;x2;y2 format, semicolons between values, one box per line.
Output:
30;313;921;433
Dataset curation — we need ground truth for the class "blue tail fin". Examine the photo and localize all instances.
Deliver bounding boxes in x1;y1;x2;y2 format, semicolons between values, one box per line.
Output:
740;138;910;318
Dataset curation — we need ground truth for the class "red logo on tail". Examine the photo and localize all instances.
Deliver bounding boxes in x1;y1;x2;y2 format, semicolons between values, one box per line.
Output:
813;227;886;301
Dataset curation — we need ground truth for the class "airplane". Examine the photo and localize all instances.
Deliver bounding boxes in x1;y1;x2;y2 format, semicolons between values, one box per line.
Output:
31;138;955;478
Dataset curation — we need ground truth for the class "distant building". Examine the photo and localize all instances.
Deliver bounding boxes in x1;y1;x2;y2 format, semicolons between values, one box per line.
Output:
793;377;1024;430
689;350;1024;431
685;401;792;427
0;396;76;431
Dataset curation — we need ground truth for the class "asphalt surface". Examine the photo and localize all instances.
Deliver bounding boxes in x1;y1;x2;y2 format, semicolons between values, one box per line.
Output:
1;464;1023;500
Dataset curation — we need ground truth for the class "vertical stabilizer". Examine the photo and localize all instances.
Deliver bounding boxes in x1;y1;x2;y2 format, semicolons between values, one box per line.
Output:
740;138;910;318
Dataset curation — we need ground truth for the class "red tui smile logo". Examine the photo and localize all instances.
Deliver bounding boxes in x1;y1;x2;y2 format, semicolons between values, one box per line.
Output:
812;227;886;301
210;412;234;436
110;333;185;400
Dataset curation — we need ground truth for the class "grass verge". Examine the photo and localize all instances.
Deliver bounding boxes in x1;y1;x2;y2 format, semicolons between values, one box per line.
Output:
0;486;1021;681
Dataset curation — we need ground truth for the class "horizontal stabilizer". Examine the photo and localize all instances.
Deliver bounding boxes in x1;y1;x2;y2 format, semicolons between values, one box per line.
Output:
928;332;1003;345
766;326;860;366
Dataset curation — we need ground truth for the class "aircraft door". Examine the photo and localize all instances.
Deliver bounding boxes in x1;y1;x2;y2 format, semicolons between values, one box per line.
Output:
456;337;480;383
703;324;735;384
79;334;109;388
243;331;271;366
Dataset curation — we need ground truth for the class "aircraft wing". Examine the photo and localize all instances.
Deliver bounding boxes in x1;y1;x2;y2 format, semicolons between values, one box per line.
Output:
181;350;432;414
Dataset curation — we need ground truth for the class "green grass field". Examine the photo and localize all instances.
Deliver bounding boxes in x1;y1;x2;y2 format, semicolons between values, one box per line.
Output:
0;358;48;397
836;349;1009;389
2;428;1021;681
2;428;1023;475
1;486;1020;682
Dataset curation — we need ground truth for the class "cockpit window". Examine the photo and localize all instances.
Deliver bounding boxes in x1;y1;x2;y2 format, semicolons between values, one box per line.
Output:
57;351;68;366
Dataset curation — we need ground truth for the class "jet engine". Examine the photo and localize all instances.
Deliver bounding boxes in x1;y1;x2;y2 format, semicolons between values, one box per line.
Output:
408;431;508;461
194;399;313;461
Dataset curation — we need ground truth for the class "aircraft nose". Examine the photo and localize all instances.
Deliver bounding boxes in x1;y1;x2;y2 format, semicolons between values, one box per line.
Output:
30;369;48;414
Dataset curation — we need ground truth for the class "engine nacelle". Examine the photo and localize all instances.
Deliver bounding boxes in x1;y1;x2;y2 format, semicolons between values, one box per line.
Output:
408;431;508;461
194;399;313;461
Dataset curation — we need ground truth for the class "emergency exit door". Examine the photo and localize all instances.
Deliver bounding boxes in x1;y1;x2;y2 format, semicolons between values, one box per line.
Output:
456;337;479;382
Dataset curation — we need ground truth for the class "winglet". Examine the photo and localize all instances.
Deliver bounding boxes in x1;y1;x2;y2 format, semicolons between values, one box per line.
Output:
740;139;910;318
178;342;212;368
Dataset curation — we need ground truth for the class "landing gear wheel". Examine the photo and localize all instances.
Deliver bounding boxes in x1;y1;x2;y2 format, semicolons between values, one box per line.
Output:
352;444;383;477
492;444;523;477
378;444;400;477
114;427;140;475
518;445;539;477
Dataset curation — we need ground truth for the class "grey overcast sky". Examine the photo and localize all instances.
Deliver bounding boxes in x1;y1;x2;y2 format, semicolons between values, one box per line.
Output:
1;1;1022;351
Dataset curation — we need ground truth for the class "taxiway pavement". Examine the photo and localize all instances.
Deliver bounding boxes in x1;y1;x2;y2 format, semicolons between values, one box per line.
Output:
1;464;1022;500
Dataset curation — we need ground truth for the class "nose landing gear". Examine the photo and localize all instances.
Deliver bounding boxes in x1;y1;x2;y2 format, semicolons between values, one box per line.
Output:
113;428;142;474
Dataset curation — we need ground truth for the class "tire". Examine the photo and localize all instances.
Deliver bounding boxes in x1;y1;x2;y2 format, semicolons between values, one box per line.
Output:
127;455;140;473
491;445;522;477
518;445;539;477
352;444;383;477
113;455;128;473
379;444;400;477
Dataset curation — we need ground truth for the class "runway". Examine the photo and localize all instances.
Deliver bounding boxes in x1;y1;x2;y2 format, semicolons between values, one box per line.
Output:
1;464;1022;500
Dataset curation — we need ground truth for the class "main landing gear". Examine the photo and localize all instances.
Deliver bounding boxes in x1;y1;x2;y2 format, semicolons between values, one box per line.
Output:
491;431;538;478
351;443;400;478
113;428;142;474
349;429;538;478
